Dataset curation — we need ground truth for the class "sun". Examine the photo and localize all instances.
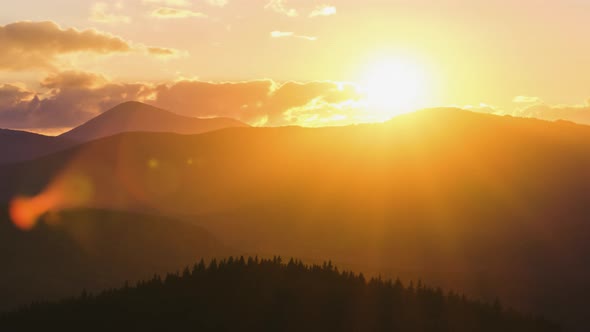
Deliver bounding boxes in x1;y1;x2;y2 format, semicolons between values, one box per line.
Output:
359;58;429;120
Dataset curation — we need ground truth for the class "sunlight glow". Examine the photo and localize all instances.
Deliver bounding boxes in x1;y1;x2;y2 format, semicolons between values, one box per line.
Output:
359;59;430;120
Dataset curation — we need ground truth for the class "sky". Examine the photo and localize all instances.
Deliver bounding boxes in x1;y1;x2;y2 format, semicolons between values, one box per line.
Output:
1;0;590;133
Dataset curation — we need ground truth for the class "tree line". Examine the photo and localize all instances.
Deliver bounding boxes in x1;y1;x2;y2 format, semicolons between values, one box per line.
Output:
1;256;560;332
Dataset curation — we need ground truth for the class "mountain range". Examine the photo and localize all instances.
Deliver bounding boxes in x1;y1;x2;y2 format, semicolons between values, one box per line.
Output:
1;104;589;330
0;101;247;164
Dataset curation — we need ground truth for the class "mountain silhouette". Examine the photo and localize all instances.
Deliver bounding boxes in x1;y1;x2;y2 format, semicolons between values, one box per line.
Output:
1;108;589;329
0;101;248;164
0;257;558;332
0;129;76;164
0;208;231;311
58;101;248;142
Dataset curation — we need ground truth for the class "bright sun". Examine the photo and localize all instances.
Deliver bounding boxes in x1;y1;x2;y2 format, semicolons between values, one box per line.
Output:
359;59;429;120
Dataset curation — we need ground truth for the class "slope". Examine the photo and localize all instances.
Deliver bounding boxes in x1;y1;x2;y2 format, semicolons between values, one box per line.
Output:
0;208;232;311
1;108;589;329
59;101;248;142
0;129;76;164
0;257;558;332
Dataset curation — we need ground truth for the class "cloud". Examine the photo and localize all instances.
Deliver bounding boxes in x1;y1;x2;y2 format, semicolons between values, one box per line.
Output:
6;71;590;131
309;5;336;18
0;84;35;111
151;7;207;18
143;0;191;6
207;0;228;6
456;99;590;125
0;21;132;71
513;96;542;104
515;100;590;124
0;73;363;130
270;31;294;38
265;0;297;17
0;71;152;129
40;71;108;89
147;47;181;57
270;31;317;41
90;2;131;24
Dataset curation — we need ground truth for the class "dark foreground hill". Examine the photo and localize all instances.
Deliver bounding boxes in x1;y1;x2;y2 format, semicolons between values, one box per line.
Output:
0;129;76;164
59;101;248;142
1;108;590;329
0;208;231;310
0;257;558;332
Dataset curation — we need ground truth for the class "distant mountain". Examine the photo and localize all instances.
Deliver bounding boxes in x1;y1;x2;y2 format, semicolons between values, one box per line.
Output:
0;101;247;164
0;208;232;311
0;129;76;164
1;108;590;329
0;257;558;332
59;101;248;142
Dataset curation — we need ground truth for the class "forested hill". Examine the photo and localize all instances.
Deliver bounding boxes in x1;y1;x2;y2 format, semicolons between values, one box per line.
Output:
1;257;559;332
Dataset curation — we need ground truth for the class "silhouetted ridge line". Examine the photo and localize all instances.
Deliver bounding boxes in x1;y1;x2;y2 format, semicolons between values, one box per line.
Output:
1;256;559;332
58;101;248;141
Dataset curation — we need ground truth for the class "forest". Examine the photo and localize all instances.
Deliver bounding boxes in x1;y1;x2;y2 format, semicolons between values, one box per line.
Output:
1;256;559;332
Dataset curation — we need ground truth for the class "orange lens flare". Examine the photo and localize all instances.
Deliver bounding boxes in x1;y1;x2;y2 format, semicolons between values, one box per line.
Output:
8;173;94;231
9;193;59;231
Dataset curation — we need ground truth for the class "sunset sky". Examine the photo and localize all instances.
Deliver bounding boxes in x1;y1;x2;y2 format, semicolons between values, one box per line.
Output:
2;0;590;133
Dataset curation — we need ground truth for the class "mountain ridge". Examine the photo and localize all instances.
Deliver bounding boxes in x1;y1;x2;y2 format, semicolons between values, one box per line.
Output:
1;108;589;329
59;101;249;142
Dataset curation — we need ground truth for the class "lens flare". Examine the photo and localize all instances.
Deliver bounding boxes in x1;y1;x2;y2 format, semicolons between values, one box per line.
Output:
9;173;94;231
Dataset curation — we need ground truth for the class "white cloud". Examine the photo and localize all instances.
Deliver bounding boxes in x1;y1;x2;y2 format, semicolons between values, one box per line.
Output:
207;0;228;7
270;31;317;41
265;0;297;17
270;31;294;38
309;5;336;18
143;0;191;6
513;96;542;104
90;2;131;24
151;7;207;18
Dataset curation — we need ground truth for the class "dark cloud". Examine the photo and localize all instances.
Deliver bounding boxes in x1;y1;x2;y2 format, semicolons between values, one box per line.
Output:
151;80;274;123
0;84;35;110
151;80;361;125
40;71;108;89
0;21;131;71
0;73;363;130
6;71;590;132
0;21;181;71
0;71;150;129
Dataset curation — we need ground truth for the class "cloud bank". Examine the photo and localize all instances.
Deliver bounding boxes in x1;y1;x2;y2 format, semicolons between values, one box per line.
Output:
0;21;131;71
3;72;590;133
0;21;180;71
0;72;363;131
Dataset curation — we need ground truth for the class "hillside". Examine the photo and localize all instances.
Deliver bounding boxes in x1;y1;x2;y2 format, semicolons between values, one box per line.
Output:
0;129;76;164
1;108;589;329
0;257;558;332
59;101;248;142
0;208;232;311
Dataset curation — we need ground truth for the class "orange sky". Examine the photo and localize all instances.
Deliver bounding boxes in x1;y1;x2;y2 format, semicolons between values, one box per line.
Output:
1;0;590;132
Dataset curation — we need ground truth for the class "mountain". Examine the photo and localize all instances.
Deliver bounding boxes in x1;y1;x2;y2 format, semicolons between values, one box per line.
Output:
59;101;248;142
0;129;76;164
1;108;590;329
0;257;558;332
0;208;232;311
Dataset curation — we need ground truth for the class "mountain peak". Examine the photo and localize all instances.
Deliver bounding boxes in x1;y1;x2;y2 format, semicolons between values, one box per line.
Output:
59;101;248;141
